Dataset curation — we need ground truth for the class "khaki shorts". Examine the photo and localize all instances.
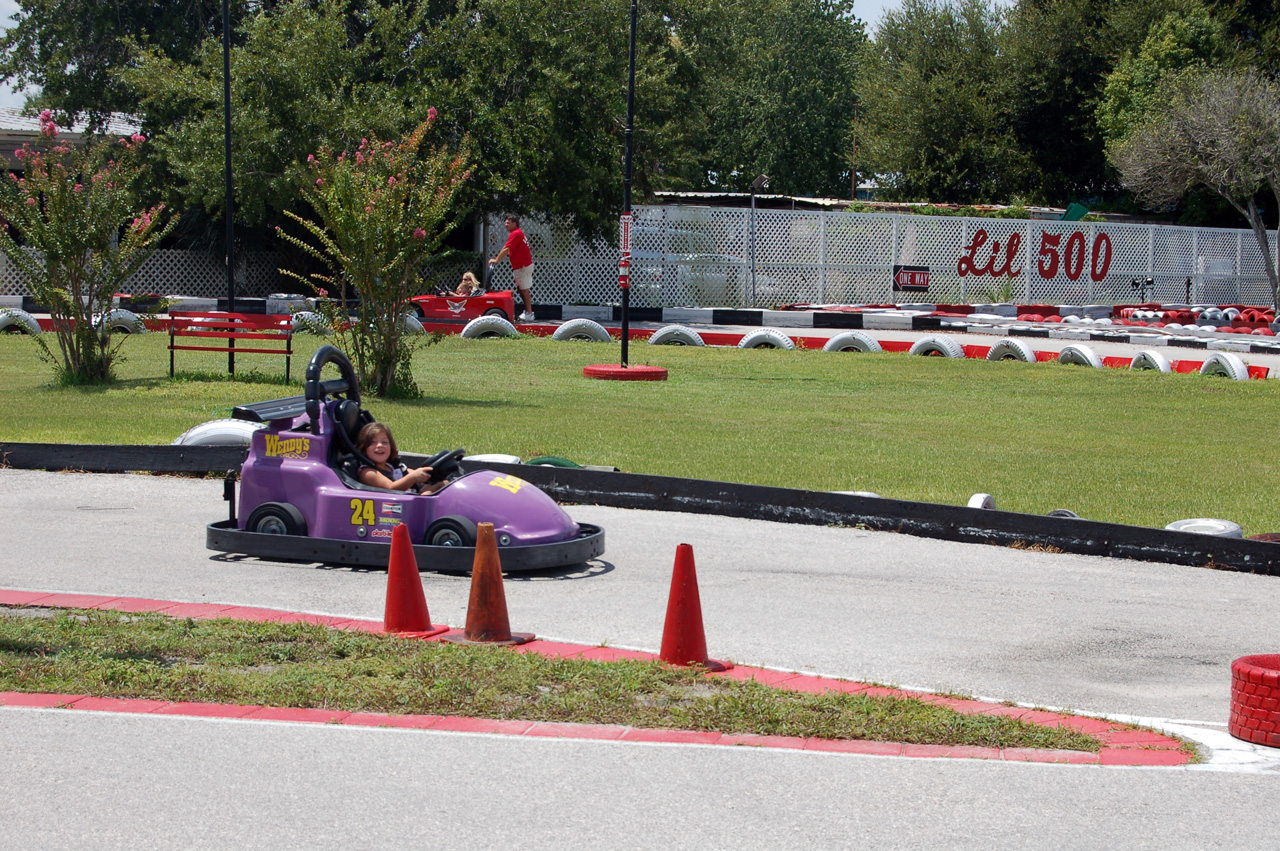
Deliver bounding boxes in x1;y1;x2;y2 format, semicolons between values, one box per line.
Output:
513;264;534;292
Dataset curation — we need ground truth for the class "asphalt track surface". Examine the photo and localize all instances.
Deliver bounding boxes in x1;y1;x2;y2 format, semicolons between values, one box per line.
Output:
4;468;1280;849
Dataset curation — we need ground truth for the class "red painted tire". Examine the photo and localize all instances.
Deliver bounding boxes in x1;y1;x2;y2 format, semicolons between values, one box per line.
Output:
1229;654;1280;747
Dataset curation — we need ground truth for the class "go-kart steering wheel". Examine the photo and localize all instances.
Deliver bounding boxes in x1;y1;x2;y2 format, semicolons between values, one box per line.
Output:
422;447;466;482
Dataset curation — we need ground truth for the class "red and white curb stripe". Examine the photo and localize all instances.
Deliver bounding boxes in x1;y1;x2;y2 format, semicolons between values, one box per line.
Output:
0;589;1203;766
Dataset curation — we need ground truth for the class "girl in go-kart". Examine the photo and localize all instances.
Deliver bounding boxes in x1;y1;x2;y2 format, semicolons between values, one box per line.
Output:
354;422;444;494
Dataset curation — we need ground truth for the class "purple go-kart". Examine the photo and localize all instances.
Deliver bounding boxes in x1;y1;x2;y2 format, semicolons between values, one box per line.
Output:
206;345;605;571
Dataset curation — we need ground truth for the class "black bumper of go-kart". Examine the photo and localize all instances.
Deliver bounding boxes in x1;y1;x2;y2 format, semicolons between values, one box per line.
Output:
206;521;605;573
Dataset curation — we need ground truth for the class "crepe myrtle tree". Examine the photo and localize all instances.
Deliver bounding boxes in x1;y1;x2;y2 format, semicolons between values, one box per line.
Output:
278;111;473;397
1110;68;1280;308
0;111;177;384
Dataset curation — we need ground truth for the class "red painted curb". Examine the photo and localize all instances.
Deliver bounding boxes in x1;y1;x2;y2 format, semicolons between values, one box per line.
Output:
1;591;1192;765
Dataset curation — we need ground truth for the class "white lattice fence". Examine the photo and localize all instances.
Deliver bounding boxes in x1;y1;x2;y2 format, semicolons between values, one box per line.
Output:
484;209;1278;309
0;249;284;298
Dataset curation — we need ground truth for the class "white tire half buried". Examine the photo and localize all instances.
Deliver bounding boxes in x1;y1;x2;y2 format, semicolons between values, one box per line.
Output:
172;418;264;446
1057;344;1103;369
95;308;146;334
909;334;964;358
0;307;41;335
461;315;519;339
647;324;706;346
1129;350;1171;373
737;327;796;349
968;493;996;509
551;318;612;342
822;331;882;353
1165;518;1244;537
986;338;1036;363
403;314;425;334
1199;351;1250;380
291;311;330;335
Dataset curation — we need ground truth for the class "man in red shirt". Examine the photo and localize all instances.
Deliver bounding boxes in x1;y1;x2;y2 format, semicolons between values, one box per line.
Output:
490;214;535;321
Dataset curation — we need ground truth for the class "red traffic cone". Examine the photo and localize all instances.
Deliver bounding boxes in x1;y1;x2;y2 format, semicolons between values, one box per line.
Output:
659;544;732;671
383;522;448;637
443;522;534;646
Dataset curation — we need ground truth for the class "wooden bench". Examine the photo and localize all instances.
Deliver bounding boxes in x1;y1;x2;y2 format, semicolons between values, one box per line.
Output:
168;311;294;379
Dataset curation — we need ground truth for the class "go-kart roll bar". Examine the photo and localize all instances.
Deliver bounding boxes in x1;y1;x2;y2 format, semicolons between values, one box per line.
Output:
304;345;361;426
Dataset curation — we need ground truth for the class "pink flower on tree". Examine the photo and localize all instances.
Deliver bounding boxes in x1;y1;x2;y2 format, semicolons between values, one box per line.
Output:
428;107;438;122
73;183;82;193
26;197;35;205
387;176;396;185
316;178;324;187
39;109;58;138
131;133;145;143
413;227;426;239
307;154;315;163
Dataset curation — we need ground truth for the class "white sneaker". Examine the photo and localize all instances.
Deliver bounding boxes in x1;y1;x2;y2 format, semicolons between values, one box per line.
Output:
518;311;535;322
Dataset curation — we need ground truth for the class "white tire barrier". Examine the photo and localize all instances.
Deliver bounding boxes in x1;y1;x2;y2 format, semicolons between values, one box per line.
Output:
403;314;425;334
551;318;612;342
1165;518;1244;538
0;307;41;335
94;308;146;334
1129;350;1172;373
986;338;1036;363
968;493;996;510
291;311;330;335
822;331;882;353
832;490;882;498
461;315;519;339
737;327;796;349
647;324;706;346
172;418;265;447
1199;351;1250;381
1057;344;1103;369
909;334;965;358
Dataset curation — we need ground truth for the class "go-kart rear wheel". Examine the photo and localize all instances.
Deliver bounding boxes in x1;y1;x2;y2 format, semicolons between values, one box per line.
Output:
484;308;509;319
246;502;307;536
426;515;477;547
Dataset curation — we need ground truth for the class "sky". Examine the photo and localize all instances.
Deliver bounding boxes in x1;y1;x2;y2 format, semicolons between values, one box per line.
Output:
0;1;953;111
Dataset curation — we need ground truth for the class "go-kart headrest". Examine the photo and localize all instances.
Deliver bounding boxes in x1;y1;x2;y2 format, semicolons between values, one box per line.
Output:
335;399;362;443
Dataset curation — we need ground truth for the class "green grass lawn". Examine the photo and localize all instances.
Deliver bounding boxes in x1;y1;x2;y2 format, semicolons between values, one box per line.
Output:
2;331;1278;532
0;606;1103;751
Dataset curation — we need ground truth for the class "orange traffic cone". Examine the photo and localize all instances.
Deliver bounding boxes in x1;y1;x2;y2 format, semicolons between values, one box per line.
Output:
659;543;732;671
443;522;535;646
383;522;448;637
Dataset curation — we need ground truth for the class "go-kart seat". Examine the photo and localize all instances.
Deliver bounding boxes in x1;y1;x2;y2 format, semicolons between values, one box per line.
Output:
332;399;376;484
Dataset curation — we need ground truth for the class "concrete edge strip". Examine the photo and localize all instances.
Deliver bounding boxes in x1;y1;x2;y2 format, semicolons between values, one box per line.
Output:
0;590;1189;767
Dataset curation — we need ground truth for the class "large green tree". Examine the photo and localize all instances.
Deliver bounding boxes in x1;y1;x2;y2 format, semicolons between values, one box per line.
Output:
856;0;1020;202
0;0;268;128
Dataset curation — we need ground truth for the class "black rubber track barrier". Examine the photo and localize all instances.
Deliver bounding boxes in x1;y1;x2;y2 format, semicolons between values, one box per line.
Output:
4;441;1279;575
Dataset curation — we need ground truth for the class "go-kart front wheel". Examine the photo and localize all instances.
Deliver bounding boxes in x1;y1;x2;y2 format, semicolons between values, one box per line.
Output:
426;515;477;547
246;502;307;536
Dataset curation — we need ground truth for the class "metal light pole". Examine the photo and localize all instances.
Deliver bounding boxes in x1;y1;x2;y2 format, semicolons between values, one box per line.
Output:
222;0;236;373
618;0;638;368
749;174;768;308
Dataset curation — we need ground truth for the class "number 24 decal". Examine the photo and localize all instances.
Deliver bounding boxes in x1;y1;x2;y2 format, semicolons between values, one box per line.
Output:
350;498;375;526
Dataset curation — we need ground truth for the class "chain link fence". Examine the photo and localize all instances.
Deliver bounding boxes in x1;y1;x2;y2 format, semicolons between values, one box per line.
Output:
3;209;1274;308
484;207;1279;308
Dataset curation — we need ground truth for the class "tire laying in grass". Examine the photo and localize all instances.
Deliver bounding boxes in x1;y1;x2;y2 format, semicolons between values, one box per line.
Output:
648;325;706;346
552;319;612;342
822;331;882;353
1130;350;1172;373
1057;344;1103;369
0;307;41;335
909;334;964;358
1199;351;1249;381
737;328;796;350
462;315;519;339
986;338;1036;363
